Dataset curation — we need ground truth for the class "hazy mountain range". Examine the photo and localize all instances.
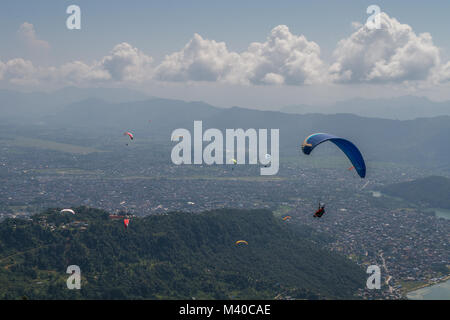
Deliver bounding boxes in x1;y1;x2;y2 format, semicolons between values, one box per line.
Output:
1;87;449;171
281;96;450;120
0;87;151;120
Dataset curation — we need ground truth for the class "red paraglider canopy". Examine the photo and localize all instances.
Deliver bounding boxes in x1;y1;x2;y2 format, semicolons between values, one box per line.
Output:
124;219;130;228
124;132;134;140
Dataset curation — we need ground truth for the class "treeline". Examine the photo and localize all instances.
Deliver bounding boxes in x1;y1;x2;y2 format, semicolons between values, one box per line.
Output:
0;207;365;300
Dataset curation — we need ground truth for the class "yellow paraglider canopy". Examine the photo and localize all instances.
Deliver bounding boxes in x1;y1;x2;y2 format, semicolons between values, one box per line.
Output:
235;240;248;246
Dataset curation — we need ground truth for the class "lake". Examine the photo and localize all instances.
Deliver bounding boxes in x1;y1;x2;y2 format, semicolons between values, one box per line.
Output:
432;208;450;220
407;279;450;300
369;191;450;220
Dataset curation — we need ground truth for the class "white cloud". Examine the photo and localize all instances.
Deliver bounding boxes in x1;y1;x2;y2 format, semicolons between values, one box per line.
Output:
17;22;50;51
0;43;153;87
156;33;240;82
3;16;450;90
239;25;326;85
57;61;110;84
2;58;38;85
261;72;285;85
156;26;326;85
330;12;441;84
0;58;108;87
430;60;450;85
100;43;153;82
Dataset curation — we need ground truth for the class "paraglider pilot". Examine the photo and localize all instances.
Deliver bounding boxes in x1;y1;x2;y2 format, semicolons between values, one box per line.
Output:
313;203;325;218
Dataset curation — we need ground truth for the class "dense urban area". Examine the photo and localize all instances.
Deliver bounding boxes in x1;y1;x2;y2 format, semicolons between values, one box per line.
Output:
0;136;448;300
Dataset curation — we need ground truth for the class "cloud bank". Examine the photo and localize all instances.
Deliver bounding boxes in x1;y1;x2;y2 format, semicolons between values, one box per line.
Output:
155;25;325;86
330;13;441;84
2;13;450;89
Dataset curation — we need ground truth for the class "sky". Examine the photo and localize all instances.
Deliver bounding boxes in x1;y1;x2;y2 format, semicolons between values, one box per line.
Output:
1;0;450;108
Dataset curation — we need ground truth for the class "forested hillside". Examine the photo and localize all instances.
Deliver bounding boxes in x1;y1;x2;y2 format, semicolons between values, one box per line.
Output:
0;207;365;299
380;176;450;209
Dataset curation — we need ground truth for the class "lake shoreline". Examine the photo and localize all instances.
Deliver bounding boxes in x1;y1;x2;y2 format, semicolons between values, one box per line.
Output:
406;275;450;299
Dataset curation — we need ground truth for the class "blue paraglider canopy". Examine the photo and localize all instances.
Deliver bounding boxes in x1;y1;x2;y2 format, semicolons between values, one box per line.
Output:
301;133;366;178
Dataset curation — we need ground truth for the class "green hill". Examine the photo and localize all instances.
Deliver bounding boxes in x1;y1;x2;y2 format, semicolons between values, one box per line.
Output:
380;176;450;209
0;207;366;300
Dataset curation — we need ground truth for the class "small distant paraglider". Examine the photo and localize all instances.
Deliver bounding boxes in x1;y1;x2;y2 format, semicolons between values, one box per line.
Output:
230;158;237;171
282;216;292;221
313;203;326;218
60;209;75;215
263;154;271;167
124;132;134;140
124;132;134;146
235;240;248;246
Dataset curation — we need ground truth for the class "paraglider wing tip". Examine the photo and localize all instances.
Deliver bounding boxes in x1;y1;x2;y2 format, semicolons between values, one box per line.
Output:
301;140;313;154
301;145;312;155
